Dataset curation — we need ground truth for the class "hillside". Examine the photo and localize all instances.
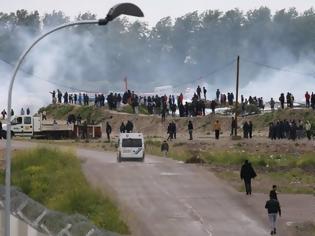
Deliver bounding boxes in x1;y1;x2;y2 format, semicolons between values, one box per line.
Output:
39;104;315;139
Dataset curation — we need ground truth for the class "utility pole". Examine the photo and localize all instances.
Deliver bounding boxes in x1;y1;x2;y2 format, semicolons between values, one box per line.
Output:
235;56;240;136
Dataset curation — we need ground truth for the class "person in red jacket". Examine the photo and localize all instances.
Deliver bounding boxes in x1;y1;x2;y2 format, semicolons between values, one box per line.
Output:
305;91;310;108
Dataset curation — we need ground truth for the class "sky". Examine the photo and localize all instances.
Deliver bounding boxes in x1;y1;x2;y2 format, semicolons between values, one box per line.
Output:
2;0;315;26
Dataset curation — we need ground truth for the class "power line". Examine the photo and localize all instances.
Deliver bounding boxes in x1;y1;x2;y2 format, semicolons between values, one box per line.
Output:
242;58;315;78
0;58;103;93
165;59;236;91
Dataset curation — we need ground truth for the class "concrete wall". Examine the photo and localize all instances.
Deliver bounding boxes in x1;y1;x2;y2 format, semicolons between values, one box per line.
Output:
0;210;46;236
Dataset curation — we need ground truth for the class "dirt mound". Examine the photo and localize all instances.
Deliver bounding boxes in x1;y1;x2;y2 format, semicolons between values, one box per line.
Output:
185;155;206;164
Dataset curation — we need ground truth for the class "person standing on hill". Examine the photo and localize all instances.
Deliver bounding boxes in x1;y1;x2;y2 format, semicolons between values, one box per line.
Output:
265;194;281;235
188;120;193;140
196;86;202;100
248;121;253;138
213;120;221;140
279;93;285;109
231;117;237;136
243;121;249;138
305;91;310;108
240;160;257;195
203;87;207;100
106;122;112;141
42;111;47;120
171;121;177;139
0;121;2;139
269;98;275;111
161;140;169;157
305;120;312;140
120;122;126;133
1;109;7;120
126;120;133;133
167;123;173;141
216;89;220;102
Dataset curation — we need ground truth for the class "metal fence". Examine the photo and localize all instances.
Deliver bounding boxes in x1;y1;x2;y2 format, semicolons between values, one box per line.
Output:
0;187;120;236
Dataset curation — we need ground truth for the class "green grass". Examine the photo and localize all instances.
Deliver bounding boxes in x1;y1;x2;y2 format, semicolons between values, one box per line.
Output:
255;109;315;129
3;147;129;234
39;104;106;124
145;142;315;194
119;104;150;115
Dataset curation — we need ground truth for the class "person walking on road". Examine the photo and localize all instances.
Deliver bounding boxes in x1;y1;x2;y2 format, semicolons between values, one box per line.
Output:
106;122;112;142
161;140;169;157
213;120;221;140
188;120;193;140
269;185;278;200
240;160;257;195
265;194;281;235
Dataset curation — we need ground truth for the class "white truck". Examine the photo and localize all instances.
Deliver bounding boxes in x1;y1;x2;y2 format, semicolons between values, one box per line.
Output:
117;133;145;162
1;115;102;139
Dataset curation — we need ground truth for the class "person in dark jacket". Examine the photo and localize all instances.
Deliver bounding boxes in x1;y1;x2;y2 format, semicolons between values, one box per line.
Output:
231;117;236;136
106;122;112;141
120;122;126;133
161;140;169;157
171;121;177;139
125;120;133;133
243;121;249;138
240;160;257;195
265;195;281;235
269;185;278;200
188;120;193;140
0;121;2;139
248;121;253;138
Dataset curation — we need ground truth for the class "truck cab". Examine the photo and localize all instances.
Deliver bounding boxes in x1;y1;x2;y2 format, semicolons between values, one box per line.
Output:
3;115;34;137
117;133;145;162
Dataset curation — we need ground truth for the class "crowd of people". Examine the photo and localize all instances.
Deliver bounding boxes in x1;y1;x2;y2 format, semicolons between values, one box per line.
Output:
49;87;315;124
49;87;315;120
268;119;312;140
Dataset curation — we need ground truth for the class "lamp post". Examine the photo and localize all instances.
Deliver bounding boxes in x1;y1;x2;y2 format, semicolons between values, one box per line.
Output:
4;3;143;236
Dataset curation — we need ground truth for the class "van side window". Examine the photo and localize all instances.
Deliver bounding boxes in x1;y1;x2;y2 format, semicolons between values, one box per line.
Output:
16;117;22;124
24;117;32;124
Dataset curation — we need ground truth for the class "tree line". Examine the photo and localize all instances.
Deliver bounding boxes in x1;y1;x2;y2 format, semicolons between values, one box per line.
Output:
0;7;314;91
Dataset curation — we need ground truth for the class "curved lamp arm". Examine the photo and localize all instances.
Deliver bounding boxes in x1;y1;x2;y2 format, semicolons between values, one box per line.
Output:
4;4;143;236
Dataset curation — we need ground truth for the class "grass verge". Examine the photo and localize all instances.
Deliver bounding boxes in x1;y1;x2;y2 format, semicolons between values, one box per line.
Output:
145;140;315;194
1;147;129;234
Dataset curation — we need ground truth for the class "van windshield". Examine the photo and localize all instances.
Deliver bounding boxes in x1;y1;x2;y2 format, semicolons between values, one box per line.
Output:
122;138;142;148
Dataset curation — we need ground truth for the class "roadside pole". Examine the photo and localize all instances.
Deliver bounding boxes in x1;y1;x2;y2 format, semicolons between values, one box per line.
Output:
234;56;240;136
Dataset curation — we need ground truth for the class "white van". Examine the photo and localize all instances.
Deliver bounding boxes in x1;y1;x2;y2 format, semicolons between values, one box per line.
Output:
117;133;145;162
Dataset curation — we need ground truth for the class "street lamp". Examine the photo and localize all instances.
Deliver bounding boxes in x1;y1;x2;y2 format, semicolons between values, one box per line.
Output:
4;3;143;236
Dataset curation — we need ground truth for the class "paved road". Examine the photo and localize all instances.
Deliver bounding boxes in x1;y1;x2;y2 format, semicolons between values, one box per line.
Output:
79;149;268;236
3;141;314;236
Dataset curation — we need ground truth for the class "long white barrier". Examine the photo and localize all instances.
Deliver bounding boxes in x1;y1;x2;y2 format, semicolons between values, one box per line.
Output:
0;209;46;236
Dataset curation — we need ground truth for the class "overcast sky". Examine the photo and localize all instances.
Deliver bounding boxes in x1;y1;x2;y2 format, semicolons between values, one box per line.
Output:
2;0;315;26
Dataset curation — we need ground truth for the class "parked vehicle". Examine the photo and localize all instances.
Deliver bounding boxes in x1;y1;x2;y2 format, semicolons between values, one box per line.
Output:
1;115;102;139
117;133;145;162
